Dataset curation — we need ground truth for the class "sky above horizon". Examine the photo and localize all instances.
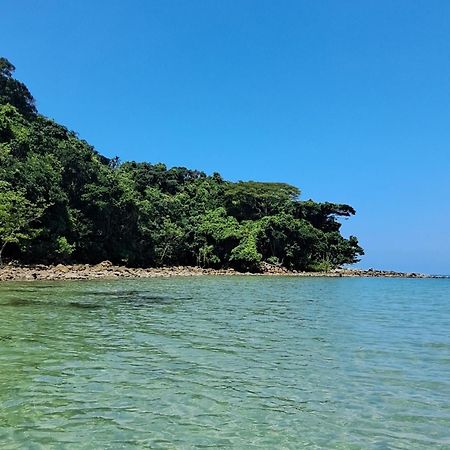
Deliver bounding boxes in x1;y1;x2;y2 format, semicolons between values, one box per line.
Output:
3;1;449;274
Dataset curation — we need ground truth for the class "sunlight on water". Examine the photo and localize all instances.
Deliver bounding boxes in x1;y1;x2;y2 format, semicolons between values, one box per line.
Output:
0;277;449;449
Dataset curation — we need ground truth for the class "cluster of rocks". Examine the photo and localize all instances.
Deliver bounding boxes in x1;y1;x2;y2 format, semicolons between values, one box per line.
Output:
260;263;433;278
0;261;436;282
0;261;241;281
321;268;432;278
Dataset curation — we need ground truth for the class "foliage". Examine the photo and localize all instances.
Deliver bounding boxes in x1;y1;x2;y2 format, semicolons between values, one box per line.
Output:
0;58;36;118
0;182;47;264
0;57;364;270
55;236;75;261
224;181;300;220
230;234;262;272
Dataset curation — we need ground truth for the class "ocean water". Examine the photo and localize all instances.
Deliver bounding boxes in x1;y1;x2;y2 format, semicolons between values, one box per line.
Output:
0;276;449;449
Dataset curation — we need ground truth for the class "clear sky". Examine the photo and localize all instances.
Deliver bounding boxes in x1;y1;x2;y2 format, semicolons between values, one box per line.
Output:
3;1;449;274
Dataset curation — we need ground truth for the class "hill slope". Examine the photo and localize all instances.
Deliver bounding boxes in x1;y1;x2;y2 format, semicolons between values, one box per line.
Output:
0;57;363;271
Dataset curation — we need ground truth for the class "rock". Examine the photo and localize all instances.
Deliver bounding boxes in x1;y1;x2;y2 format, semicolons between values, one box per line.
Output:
97;260;113;268
54;264;70;273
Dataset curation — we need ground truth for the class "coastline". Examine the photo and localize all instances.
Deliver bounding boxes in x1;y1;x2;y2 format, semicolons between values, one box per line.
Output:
0;261;439;281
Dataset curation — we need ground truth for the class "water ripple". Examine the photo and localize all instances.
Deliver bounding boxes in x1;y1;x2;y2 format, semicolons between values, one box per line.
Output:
0;277;449;448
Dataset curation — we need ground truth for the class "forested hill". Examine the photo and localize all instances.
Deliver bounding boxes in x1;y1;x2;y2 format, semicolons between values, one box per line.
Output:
0;58;364;271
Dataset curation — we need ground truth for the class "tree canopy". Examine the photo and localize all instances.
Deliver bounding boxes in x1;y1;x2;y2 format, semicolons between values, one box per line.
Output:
0;57;364;271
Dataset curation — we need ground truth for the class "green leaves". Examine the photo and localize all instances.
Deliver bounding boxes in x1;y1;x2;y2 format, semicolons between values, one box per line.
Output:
55;236;75;260
0;58;36;117
0;182;47;264
230;222;262;272
193;208;240;267
224;181;300;220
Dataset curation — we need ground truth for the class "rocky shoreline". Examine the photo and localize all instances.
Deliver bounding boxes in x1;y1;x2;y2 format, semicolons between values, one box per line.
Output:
0;261;440;281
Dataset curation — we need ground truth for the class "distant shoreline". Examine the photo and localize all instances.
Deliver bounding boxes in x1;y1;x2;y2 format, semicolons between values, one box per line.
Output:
0;262;441;282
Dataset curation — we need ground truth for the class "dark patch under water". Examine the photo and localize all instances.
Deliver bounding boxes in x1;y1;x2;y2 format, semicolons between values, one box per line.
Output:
0;291;193;309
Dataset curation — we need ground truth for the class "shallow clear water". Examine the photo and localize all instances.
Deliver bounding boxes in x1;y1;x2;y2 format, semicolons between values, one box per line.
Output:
0;277;449;449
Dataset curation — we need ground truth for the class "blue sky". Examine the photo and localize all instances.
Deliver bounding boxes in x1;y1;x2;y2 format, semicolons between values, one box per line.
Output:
3;1;449;273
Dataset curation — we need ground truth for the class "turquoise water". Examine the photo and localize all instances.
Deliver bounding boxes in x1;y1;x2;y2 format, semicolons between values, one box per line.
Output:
0;277;449;449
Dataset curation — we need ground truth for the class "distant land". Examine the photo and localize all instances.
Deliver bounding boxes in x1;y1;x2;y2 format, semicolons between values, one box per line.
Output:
0;57;365;272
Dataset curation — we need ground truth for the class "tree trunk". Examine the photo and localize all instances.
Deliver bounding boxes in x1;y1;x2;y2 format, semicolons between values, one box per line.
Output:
159;243;169;265
0;241;7;266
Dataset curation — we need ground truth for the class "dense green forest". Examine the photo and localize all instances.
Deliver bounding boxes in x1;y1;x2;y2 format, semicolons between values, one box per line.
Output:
0;58;363;271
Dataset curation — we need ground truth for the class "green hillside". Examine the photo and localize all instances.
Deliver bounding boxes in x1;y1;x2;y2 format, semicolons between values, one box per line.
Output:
0;57;363;271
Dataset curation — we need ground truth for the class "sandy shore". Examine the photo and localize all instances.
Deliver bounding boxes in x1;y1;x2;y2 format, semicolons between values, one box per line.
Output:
0;261;436;281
